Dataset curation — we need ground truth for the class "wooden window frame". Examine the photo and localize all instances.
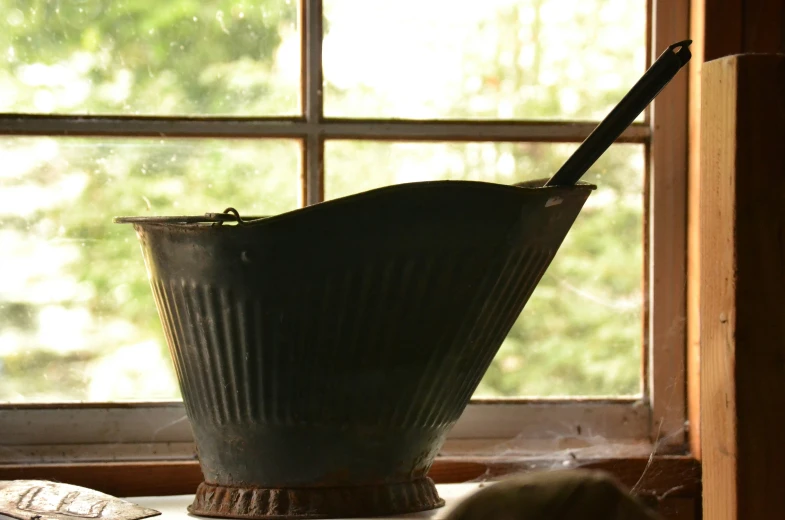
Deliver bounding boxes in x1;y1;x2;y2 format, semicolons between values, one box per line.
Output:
0;0;695;505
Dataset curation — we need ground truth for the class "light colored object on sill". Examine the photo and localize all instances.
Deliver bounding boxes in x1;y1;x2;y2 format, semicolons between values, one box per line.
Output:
0;480;160;520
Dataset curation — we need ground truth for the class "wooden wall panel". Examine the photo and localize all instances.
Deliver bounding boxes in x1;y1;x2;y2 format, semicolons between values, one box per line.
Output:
699;53;785;520
687;0;785;460
742;0;785;52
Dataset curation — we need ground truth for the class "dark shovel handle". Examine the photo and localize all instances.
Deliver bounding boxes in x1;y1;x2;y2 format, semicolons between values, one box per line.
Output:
544;40;692;187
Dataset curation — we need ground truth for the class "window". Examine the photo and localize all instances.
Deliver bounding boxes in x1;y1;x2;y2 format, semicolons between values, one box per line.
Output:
0;0;688;464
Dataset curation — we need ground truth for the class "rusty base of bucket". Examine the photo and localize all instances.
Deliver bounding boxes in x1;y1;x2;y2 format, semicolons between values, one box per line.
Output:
187;478;444;519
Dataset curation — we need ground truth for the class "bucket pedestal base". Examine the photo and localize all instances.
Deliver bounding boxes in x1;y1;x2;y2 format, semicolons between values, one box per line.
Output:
188;478;444;519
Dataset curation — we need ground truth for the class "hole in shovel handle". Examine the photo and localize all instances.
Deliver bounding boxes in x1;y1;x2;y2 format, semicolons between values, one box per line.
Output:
542;39;692;188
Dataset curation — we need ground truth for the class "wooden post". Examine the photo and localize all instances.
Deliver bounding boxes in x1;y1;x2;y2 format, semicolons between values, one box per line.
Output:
700;53;785;519
688;0;785;459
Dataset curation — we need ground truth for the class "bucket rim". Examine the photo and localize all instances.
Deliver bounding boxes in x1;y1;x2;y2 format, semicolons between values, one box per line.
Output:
113;178;597;227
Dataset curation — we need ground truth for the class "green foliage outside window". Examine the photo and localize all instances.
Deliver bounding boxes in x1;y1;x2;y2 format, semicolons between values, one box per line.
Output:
0;0;646;401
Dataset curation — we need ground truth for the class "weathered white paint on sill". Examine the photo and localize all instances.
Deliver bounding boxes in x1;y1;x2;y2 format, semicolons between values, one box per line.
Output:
0;401;654;464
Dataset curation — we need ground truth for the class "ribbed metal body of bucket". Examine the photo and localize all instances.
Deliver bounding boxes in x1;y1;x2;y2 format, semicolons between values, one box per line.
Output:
119;179;594;518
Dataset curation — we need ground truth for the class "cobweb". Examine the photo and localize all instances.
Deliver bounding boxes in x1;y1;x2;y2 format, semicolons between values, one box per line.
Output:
443;377;691;513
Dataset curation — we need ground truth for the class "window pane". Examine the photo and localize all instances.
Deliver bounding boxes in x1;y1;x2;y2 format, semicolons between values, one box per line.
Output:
323;0;646;121
0;1;300;115
326;141;644;397
0;137;300;403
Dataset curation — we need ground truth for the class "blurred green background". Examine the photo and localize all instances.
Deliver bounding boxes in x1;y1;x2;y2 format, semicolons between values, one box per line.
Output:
0;0;646;401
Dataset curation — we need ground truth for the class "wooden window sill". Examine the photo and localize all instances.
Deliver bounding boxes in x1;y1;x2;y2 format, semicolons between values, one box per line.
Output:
0;456;699;510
